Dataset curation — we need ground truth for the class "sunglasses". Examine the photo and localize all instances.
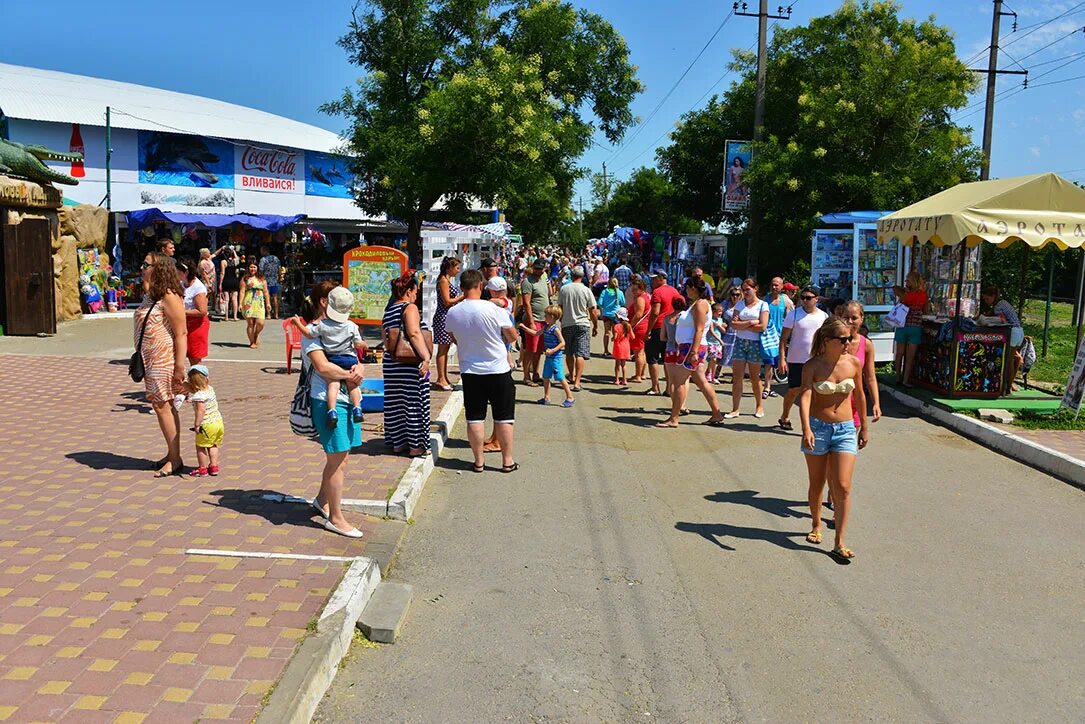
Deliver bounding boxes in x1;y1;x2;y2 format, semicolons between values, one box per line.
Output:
141;262;152;270
831;335;854;344
800;294;817;301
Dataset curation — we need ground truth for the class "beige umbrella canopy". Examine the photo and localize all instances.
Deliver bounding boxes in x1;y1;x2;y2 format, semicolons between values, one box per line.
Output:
876;173;1085;250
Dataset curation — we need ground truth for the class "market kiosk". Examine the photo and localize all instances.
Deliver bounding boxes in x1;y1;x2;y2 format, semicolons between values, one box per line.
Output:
877;172;1085;398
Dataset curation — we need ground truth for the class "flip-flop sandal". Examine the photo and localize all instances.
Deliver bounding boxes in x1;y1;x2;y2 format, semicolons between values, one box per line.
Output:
471;463;485;473
433;383;454;392
153;464;184;478
500;462;520;473
654;421;679;428
679;409;691;416
523;380;540;387
806;530;822;544
777;418;793;430
702;418;726;426
831;546;855;561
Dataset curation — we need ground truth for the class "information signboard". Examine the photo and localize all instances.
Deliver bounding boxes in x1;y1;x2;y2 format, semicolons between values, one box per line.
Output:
342;246;408;326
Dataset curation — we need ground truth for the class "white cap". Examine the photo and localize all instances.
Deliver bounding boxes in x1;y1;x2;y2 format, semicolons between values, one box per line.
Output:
326;286;354;323
484;276;508;292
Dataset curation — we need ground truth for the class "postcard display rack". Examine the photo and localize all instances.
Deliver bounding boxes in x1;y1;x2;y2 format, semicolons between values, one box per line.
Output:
911;243;981;318
810;223;899;362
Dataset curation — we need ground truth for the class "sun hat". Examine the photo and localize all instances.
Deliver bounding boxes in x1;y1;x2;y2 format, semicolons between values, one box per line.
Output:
615;307;629;321
188;364;209;378
480;257;498;269
484;277;508;292
326;286;354;323
649;269;667;278
782;282;798;291
532;258;546;270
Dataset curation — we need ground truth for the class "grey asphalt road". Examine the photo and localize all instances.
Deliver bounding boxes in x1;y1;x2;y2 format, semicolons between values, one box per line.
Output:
326;341;1073;721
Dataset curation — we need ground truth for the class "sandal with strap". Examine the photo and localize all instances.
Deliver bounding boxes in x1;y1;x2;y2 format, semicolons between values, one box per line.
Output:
471;462;485;473
500;462;520;474
806;530;822;544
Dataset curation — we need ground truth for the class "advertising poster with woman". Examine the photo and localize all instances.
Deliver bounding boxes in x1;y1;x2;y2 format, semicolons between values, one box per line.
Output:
723;140;752;212
1061;342;1085;415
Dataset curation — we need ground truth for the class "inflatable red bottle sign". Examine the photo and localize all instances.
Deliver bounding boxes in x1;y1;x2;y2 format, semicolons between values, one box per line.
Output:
69;124;85;178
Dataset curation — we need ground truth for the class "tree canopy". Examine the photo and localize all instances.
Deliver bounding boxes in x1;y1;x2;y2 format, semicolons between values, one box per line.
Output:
657;0;982;275
323;0;642;248
581;167;700;238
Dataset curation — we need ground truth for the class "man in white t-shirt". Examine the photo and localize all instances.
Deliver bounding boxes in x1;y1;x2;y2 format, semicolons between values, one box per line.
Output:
777;286;828;430
445;269;521;474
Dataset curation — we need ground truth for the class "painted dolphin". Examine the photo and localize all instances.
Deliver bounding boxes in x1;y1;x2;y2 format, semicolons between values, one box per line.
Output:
144;134;221;186
311;165;345;186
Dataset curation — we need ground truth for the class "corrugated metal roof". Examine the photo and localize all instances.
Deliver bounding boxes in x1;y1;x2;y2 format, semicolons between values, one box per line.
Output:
0;63;344;153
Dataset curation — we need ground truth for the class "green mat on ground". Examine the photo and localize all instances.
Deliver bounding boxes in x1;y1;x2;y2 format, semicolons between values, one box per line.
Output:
876;374;1063;413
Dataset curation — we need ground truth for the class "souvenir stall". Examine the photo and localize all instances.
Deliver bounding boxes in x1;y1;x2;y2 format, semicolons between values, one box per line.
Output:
593;227;728;282
121;209;306;309
877;173;1085;398
811;211;896;361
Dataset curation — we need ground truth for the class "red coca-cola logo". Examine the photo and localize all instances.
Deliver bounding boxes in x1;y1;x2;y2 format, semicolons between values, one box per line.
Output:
241;146;297;177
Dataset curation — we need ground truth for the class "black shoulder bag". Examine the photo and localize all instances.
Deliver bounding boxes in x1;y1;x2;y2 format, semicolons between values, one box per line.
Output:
129;302;158;383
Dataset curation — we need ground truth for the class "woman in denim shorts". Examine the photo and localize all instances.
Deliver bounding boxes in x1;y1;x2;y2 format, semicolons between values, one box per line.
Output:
798;317;868;561
725;279;770;419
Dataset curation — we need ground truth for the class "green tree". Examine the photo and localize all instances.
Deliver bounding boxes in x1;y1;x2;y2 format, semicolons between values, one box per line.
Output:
323;0;642;252
605;167;700;236
658;0;982;276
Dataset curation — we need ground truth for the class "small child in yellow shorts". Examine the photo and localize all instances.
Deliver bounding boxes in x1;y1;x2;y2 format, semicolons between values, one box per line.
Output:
185;365;224;477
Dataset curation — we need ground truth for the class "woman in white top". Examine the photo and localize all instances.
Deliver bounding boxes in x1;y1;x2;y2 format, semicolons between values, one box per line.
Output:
656;279;725;428
725;278;770;418
178;258;210;364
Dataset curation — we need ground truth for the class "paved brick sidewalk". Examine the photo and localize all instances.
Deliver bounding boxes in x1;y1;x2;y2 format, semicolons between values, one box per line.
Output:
1012;429;1085;463
0;355;447;722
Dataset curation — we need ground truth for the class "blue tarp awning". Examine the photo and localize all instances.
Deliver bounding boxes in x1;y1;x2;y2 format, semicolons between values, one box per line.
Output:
125;208;306;231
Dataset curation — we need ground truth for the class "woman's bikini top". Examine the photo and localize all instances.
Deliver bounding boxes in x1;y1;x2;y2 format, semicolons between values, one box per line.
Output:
813;378;856;395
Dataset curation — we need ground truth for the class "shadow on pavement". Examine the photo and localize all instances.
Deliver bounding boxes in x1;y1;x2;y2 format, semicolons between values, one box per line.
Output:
66;450;155;471
705;489;810;519
212;341;252;349
207;488;327;530
675;521;833;558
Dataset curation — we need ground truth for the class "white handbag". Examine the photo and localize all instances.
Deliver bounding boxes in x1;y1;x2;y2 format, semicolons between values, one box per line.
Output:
884;302;909;329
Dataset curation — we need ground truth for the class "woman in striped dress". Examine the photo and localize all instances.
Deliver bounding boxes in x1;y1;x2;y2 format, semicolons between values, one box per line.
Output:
134;253;188;477
382;274;432;457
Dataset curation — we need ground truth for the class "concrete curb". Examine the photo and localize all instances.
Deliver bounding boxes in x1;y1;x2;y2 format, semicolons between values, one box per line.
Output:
342;390;464;520
257;557;382;724
881;385;1085;490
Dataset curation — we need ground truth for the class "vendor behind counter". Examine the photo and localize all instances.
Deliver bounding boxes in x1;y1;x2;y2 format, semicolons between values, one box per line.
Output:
979;284;1025;391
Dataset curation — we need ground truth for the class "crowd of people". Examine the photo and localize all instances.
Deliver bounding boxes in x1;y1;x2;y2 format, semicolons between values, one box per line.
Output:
155;237;283;351
134;240;886;557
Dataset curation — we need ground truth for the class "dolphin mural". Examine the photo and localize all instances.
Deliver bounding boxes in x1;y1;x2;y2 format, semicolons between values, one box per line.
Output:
138;131;233;189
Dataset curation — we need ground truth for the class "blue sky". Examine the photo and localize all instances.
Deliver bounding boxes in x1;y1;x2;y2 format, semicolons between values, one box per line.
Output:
3;0;1084;214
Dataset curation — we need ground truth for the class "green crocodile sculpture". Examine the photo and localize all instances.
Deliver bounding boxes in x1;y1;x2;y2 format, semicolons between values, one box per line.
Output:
0;138;82;186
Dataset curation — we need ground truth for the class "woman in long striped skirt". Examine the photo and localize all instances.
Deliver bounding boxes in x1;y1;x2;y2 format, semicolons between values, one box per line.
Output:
382;274;432;457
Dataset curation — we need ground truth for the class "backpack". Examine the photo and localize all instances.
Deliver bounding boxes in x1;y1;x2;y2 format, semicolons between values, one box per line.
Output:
289;361;319;438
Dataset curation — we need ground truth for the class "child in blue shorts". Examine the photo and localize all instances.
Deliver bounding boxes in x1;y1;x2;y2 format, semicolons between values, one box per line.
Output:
520;304;574;408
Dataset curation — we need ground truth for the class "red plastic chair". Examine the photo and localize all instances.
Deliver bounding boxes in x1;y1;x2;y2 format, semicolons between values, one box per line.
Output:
282;319;302;374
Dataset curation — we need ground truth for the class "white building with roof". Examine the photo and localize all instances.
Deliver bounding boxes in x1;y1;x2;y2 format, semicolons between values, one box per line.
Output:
0;62;381;226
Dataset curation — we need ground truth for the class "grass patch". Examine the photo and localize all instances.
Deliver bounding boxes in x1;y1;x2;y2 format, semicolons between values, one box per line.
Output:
1021;300;1081;386
1013;407;1085;430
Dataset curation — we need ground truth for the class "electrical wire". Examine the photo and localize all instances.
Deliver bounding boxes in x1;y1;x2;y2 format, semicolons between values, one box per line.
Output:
1001;0;1085;49
605;9;736;166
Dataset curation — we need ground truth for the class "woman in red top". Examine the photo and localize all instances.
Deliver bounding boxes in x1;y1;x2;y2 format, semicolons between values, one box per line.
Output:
627;276;651;383
892;271;928;387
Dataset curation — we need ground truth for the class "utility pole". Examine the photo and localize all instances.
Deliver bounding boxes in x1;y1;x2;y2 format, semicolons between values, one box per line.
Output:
601;162;609;209
578;197;584;236
973;0;1024;180
734;1;791;277
105;106;112;211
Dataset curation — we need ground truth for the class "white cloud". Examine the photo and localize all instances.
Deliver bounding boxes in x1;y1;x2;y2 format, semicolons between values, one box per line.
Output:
1073;107;1085;121
1030;146;1043;157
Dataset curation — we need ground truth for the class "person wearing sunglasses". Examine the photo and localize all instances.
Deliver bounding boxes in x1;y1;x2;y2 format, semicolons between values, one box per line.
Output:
777;286;828;430
798;317;868;562
715;284;743;382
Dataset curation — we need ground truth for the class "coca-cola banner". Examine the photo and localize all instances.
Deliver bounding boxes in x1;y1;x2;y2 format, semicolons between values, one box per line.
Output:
235;144;304;194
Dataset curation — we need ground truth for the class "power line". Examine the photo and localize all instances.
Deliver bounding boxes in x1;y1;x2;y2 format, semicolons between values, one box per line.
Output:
609;39;758;176
605;9;737;166
1013;25;1085;63
1001;0;1085;49
1028;70;1085;88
